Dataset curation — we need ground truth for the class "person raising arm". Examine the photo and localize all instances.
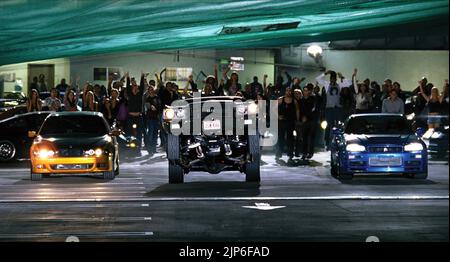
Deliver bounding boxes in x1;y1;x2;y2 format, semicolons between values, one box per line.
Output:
420;82;442;129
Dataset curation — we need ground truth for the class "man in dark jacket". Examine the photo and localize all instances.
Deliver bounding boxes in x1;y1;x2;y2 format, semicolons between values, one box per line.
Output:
144;86;161;156
300;84;317;160
158;81;180;152
126;72;146;151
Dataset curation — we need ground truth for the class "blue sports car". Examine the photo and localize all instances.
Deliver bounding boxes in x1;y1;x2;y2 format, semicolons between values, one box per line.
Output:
330;114;428;180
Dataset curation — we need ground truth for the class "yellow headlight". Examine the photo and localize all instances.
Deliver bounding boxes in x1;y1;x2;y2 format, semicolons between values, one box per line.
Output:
35;149;55;158
95;148;103;157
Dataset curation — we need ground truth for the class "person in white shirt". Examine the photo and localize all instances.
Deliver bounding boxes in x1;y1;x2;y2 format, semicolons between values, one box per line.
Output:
45;87;61;112
316;70;352;150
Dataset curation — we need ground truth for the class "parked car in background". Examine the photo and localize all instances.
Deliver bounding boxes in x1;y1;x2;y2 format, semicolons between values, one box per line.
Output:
331;114;428;180
0;112;51;161
0;92;28;121
0;99;27;121
1;91;26;103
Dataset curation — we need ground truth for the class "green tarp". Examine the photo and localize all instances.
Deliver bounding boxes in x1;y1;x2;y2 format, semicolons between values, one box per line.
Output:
0;0;448;65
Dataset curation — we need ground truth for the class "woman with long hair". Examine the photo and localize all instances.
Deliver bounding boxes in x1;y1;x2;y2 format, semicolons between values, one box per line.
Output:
103;88;120;126
420;83;443;129
222;65;242;96
83;91;97;112
26;89;42;112
64;88;79;111
352;68;372;113
202;83;214;97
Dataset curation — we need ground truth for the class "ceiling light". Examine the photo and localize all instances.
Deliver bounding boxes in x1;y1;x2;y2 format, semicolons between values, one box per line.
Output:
307;45;323;58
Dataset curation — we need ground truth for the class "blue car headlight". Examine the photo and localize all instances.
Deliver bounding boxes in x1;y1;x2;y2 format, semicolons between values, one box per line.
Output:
346;144;366;152
404;142;424;152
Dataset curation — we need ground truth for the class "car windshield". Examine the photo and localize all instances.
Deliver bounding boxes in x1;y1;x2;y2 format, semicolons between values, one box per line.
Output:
345;115;412;135
40;115;108;136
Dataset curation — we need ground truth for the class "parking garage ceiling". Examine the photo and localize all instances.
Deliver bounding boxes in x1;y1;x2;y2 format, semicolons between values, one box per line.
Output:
0;0;448;65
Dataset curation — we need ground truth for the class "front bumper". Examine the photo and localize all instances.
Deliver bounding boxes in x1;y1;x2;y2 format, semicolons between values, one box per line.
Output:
340;151;427;174
31;155;112;174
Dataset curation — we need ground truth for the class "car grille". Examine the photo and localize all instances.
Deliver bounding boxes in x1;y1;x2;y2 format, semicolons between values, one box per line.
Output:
58;148;84;157
51;164;93;170
368;146;402;153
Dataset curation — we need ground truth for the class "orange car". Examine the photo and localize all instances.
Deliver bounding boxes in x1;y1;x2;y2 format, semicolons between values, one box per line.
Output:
29;112;120;181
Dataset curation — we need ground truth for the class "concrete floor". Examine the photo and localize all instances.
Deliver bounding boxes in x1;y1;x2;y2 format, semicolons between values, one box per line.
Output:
0;152;448;242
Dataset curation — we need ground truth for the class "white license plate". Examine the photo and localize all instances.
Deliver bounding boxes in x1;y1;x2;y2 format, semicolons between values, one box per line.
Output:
369;157;402;166
203;120;221;130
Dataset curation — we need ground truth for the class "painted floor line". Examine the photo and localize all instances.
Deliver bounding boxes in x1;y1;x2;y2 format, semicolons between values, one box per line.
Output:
9;217;152;222
0;231;154;239
0;195;448;203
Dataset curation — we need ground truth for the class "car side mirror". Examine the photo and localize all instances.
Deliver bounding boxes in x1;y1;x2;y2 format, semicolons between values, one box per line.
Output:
27;131;36;138
415;127;425;137
109;130;121;136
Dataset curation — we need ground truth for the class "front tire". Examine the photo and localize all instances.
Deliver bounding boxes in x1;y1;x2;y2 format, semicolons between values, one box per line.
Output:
168;134;184;184
338;173;354;180
245;135;260;182
31;173;42;181
330;151;339;177
169;162;184;184
103;156;116;180
411;172;428;179
331;152;353;180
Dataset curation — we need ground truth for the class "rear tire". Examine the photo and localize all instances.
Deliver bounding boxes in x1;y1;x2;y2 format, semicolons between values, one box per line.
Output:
168;134;184;184
245;135;260;182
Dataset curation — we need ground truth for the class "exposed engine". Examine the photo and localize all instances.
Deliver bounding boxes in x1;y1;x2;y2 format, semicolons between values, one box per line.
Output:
179;135;249;174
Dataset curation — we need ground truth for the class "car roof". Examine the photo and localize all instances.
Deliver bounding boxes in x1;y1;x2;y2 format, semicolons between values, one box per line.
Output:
349;113;404;118
0;111;51;123
184;96;244;102
47;111;104;117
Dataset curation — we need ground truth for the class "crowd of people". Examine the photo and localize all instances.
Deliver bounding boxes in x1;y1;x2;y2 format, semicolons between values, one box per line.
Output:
25;65;449;162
